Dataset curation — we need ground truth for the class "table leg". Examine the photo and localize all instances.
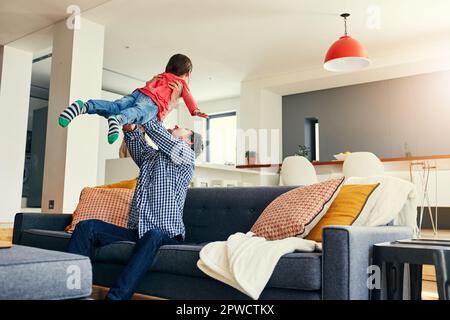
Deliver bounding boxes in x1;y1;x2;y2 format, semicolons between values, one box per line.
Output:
386;262;404;300
433;251;450;300
409;264;423;300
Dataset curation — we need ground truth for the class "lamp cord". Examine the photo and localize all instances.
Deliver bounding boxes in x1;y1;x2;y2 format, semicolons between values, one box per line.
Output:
341;13;350;36
344;16;348;36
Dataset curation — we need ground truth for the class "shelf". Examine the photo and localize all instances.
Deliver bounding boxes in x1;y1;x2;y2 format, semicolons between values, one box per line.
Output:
196;162;277;175
236;154;450;169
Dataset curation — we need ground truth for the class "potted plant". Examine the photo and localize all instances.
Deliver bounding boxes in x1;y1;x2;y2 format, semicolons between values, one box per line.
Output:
245;151;257;165
295;145;310;159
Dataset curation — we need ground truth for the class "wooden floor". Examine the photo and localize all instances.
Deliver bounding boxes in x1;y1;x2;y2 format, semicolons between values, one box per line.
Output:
417;229;450;300
0;228;12;242
91;285;163;300
1;227;448;300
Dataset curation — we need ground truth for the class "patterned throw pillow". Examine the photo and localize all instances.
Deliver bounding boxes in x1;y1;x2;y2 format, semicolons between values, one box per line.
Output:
65;187;134;233
250;178;344;240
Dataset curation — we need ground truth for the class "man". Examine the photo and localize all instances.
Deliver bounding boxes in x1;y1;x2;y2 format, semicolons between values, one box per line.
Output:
67;105;204;300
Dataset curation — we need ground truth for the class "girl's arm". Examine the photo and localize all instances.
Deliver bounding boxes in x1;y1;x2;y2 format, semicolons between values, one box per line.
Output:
181;84;208;118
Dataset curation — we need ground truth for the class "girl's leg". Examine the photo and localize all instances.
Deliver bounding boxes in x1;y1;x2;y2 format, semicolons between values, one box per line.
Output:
85;91;140;116
58;91;139;128
58;100;87;128
116;93;159;125
106;93;158;144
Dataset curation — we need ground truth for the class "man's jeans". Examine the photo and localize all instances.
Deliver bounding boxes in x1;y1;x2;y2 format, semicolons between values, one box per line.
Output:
85;91;159;124
67;219;180;300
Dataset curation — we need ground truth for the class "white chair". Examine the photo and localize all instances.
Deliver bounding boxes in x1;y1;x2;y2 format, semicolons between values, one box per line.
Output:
342;152;384;178
279;156;318;186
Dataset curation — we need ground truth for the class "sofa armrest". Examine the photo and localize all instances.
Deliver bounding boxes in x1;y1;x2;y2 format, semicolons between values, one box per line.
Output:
13;213;72;245
322;225;413;300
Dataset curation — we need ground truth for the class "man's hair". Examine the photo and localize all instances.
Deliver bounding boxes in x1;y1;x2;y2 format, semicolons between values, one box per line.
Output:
189;130;204;159
165;54;193;77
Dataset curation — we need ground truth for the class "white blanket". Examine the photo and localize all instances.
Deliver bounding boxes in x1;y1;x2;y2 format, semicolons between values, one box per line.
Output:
197;175;418;300
197;232;318;300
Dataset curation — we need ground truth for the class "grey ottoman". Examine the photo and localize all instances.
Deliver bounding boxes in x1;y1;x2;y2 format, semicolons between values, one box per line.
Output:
0;245;92;300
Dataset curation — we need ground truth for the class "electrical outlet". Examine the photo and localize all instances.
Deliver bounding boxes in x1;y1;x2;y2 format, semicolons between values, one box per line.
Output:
48;200;55;210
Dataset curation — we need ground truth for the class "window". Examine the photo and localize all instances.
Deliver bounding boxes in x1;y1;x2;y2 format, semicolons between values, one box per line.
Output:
304;117;319;161
206;112;237;165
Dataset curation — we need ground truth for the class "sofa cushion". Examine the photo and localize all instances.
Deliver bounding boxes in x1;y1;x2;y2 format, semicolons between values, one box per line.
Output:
94;243;322;291
182;187;297;243
20;229;71;252
0;245;92;299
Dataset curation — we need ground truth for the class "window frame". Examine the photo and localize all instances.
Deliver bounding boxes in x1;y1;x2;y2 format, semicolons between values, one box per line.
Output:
205;111;237;163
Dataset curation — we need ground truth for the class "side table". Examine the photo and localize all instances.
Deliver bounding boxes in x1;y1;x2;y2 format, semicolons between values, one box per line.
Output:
373;239;450;300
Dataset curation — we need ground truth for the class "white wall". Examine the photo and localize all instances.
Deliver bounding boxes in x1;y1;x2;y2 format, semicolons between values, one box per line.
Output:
42;19;104;213
237;52;450;167
178;96;240;130
104;158;279;187
238;84;282;166
0;45;32;222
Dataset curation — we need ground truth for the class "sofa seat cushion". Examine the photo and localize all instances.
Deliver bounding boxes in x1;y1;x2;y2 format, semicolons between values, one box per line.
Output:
0;245;92;299
94;243;322;291
20;229;72;252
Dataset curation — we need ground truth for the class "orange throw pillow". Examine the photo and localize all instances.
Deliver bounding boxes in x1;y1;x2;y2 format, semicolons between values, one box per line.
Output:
65;187;134;233
250;178;344;240
306;184;380;242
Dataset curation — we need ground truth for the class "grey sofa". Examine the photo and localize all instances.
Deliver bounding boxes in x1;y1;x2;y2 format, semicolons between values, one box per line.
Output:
13;187;413;300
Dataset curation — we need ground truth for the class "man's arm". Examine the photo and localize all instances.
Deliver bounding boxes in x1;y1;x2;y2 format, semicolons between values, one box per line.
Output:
142;119;195;165
167;80;182;113
123;125;156;167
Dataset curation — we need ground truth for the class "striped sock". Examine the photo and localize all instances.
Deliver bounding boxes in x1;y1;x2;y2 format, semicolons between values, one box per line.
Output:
58;100;87;128
107;116;120;144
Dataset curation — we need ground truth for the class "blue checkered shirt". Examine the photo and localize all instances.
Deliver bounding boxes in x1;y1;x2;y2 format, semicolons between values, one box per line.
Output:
124;119;195;239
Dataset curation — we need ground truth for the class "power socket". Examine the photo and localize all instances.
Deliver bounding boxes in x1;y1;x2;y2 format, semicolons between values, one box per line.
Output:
48;200;55;210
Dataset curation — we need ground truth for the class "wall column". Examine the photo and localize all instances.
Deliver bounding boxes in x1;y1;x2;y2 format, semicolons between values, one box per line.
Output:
238;82;282;166
0;46;33;222
42;18;104;213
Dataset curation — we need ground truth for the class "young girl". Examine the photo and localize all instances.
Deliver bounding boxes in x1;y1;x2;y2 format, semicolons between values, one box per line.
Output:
58;54;208;144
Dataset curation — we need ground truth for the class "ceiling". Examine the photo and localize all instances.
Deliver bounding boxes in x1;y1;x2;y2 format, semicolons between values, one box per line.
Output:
3;0;450;102
0;0;110;44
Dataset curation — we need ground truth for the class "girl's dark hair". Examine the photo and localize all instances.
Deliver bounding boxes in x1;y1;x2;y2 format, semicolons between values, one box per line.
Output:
165;54;193;76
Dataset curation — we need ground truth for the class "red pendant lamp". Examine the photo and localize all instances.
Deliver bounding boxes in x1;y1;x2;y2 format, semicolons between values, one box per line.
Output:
324;13;370;72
